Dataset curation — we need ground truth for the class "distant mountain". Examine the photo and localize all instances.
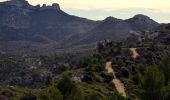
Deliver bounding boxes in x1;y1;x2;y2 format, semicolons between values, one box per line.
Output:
0;0;159;55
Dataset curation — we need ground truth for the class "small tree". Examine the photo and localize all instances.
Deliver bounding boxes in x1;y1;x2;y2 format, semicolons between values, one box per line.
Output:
140;67;165;100
88;92;103;100
57;74;74;98
47;86;63;100
20;93;37;100
159;56;170;84
162;81;170;100
66;85;83;100
109;91;127;100
57;74;83;100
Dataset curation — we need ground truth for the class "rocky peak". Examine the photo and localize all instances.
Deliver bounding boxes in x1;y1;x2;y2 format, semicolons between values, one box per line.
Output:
41;3;60;10
4;0;30;7
126;14;159;31
42;4;47;8
127;14;159;25
104;16;119;22
133;14;151;20
52;3;60;10
104;16;121;24
103;16;122;25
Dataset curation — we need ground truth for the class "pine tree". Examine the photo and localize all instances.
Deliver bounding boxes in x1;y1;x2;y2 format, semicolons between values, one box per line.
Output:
57;74;83;100
47;86;63;100
66;84;83;100
162;81;170;100
140;67;165;100
159;56;170;84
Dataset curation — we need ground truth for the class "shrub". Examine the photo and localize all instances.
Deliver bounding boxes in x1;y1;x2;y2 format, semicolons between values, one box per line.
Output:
20;93;37;100
140;67;165;100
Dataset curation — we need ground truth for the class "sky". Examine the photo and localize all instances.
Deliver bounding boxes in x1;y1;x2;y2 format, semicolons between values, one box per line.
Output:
0;0;170;23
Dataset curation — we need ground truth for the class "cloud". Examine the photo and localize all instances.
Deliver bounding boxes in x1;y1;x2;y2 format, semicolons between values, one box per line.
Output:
1;0;170;12
52;0;170;15
55;0;170;10
150;8;170;13
94;16;105;20
0;0;170;23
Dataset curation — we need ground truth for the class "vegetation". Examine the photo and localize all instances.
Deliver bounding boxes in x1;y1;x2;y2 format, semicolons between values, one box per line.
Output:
0;25;170;100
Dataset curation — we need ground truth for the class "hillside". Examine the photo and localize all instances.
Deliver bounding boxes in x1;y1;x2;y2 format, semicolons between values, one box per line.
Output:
0;1;170;100
0;24;170;99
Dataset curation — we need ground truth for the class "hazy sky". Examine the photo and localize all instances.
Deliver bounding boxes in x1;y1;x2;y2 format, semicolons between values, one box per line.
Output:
0;0;170;23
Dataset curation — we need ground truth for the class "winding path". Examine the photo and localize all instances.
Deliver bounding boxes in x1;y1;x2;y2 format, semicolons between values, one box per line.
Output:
130;48;139;59
106;61;127;97
105;48;140;97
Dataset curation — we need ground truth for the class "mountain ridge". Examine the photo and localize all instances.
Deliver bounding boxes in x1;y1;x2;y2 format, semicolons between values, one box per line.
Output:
0;0;159;55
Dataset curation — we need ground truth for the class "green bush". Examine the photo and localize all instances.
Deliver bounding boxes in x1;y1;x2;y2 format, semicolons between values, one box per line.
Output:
140;67;165;100
47;86;63;100
57;74;83;100
162;81;170;100
87;92;104;100
20;93;37;100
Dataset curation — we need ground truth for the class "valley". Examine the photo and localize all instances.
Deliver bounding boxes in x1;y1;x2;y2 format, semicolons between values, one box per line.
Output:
0;0;170;100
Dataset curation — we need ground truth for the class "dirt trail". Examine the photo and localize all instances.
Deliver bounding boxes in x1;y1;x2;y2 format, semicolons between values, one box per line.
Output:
112;79;126;97
130;48;139;59
106;61;126;97
106;62;116;78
